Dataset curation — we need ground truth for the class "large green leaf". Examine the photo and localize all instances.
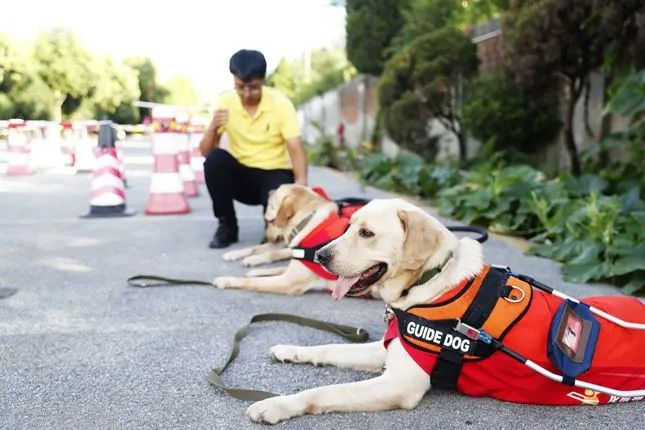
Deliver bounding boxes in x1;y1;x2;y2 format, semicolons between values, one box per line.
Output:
622;187;644;214
567;243;602;265
621;272;645;295
611;244;645;276
563;262;608;283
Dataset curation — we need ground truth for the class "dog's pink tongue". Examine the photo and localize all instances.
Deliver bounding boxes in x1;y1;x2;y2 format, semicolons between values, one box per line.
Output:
332;276;360;301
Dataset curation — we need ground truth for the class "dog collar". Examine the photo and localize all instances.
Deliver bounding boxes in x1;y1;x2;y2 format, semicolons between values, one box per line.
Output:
411;251;455;289
287;213;315;244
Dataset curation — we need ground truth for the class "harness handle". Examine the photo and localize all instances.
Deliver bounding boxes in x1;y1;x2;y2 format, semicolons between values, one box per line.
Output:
209;313;369;401
127;275;214;288
446;226;488;243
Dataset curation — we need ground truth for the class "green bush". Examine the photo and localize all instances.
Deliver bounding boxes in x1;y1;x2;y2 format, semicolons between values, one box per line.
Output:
463;73;561;153
381;91;440;161
360;151;459;198
528;192;645;294
306;122;361;172
360;152;644;294
437;163;545;233
353;69;645;294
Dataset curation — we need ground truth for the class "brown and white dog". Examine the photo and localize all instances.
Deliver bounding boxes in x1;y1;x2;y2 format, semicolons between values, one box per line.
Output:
215;184;350;295
221;185;305;271
245;198;485;423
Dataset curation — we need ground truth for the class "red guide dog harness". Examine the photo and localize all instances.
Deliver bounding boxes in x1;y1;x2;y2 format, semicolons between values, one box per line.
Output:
291;187;366;281
384;265;645;405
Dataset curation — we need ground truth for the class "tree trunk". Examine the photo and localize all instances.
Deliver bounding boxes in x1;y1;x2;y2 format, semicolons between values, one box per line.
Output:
447;116;466;163
457;130;467;162
51;91;66;122
598;72;613;166
564;81;582;176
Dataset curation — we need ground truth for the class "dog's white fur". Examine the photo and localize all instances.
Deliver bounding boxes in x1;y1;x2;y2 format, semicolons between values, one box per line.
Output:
246;198;484;423
222;242;292;268
215;184;341;295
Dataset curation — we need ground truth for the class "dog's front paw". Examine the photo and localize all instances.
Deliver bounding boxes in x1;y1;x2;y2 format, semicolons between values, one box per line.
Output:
213;276;238;289
222;249;249;261
242;255;268;267
246;396;303;424
270;344;305;364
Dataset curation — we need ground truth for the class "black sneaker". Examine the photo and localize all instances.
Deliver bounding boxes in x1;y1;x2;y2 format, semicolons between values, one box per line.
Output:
209;217;239;249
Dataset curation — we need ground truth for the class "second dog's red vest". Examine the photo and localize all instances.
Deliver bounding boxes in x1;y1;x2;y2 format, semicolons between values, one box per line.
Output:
295;212;351;280
292;188;366;280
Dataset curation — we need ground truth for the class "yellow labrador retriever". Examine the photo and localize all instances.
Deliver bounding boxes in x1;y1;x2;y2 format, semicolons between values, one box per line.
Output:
246;198;484;423
221;188;295;271
214;184;346;295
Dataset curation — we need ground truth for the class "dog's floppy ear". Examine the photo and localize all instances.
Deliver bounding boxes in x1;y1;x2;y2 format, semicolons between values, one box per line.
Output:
275;195;296;228
264;190;279;222
397;209;438;271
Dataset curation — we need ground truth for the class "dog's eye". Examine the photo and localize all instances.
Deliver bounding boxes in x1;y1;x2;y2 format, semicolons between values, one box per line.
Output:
359;228;374;238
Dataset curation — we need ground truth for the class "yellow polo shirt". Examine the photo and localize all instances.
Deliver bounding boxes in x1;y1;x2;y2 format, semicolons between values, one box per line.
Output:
217;86;301;170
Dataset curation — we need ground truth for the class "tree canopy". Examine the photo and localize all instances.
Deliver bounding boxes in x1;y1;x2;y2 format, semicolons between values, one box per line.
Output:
267;48;356;105
504;0;645;175
33;29;93;121
0;29;190;123
379;27;479;161
345;0;406;75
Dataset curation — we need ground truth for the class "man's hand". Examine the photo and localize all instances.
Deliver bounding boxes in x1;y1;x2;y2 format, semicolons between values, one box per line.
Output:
210;109;229;130
199;109;229;156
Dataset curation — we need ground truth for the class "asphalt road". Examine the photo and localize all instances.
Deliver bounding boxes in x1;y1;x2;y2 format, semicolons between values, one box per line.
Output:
1;138;642;429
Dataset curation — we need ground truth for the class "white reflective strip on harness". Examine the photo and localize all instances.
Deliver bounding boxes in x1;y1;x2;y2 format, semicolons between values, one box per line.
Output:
524;360;645;398
292;249;305;259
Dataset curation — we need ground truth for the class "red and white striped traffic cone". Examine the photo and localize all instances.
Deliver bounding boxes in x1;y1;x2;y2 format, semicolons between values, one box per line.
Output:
145;133;190;215
5;119;33;176
189;132;205;184
178;133;199;197
82;146;135;217
60;120;76;167
116;146;128;187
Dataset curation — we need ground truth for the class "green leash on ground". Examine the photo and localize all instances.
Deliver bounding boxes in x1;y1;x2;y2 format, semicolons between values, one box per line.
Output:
127;274;214;287
126;274;371;401
209;313;369;401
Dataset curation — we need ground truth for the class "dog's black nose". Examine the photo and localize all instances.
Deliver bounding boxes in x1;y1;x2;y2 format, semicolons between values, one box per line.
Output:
315;247;333;264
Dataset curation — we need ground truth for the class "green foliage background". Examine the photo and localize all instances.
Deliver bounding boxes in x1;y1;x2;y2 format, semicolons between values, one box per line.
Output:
0;29;196;123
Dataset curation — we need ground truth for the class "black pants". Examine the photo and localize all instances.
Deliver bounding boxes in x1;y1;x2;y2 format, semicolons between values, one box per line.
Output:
203;148;294;221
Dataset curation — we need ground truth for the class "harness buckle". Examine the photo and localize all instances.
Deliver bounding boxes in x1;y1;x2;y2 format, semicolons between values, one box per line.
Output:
454;320;493;344
383;305;395;324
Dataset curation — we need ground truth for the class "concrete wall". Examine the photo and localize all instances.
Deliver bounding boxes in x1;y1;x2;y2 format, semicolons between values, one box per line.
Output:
298;75;379;149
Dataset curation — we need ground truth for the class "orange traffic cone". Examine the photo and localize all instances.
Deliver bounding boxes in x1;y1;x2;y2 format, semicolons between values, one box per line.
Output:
145;132;190;215
178;133;199;197
82;121;135;218
5;119;33;176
